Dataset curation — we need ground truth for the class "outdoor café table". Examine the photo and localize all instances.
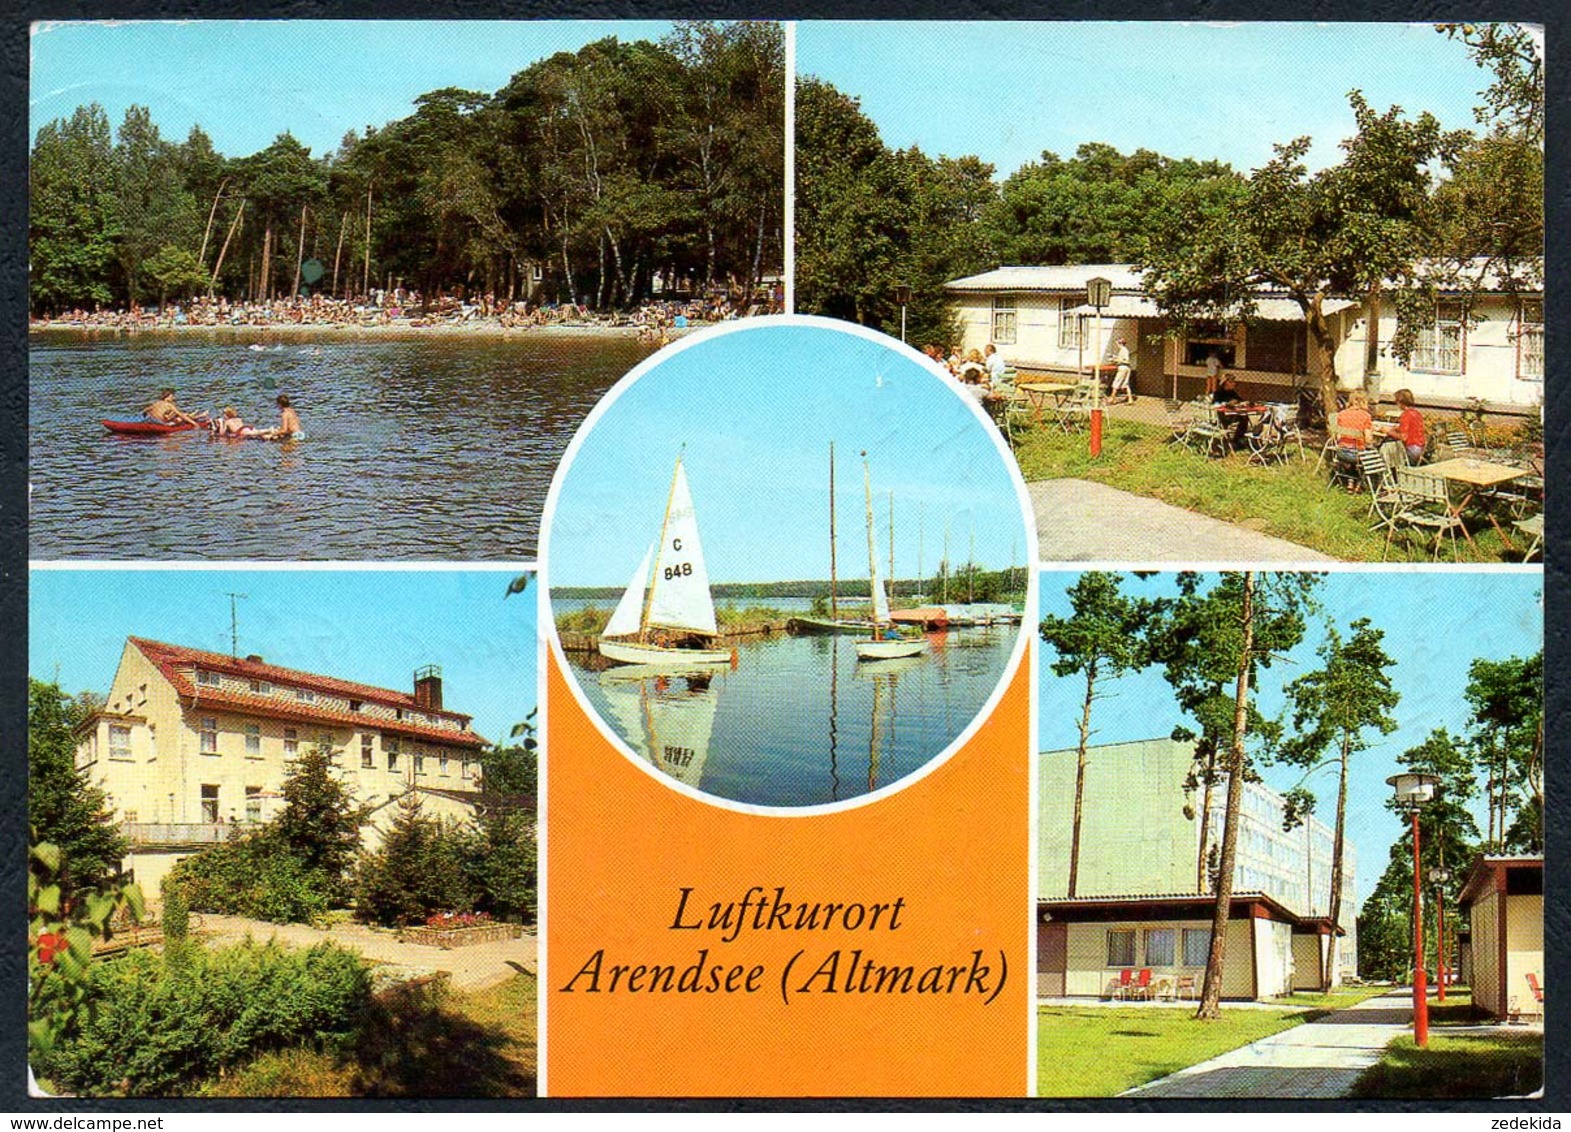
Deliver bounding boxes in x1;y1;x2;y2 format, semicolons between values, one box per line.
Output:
1214;402;1271;449
1422;457;1528;555
1018;381;1079;425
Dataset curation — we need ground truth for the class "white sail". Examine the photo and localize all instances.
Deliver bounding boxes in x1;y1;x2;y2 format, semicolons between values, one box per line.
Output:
645;460;719;636
604;544;654;638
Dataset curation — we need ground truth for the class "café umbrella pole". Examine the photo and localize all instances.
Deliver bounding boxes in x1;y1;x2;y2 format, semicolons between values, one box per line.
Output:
1087;276;1110;458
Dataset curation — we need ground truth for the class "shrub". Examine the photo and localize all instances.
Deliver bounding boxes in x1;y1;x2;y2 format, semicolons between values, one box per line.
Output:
171;836;332;925
35;940;371;1096
160;876;188;940
354;795;475;927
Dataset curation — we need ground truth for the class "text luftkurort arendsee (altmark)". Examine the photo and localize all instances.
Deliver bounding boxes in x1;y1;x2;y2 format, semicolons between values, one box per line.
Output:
558;886;1008;1005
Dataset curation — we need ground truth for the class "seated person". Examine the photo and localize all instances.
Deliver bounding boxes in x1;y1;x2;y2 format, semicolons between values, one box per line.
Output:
1380;388;1426;466
957;349;987;382
984;343;1008;383
1335;390;1374;450
143;388;204;426
1210;377;1249;446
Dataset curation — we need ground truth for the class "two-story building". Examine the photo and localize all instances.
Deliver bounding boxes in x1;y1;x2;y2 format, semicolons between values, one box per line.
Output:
74;637;489;892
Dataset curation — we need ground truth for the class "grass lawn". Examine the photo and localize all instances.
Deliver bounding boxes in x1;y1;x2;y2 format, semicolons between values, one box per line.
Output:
209;972;538;1098
1037;986;1387;1098
1012;418;1527;562
1350;1032;1543;1099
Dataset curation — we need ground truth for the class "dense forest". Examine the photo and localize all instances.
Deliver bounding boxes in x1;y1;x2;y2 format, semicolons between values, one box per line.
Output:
29;21;784;316
796;24;1543;373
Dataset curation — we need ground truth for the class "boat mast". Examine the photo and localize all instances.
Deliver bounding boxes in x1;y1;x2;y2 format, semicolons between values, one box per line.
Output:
640;452;685;643
828;442;839;624
862;451;880;636
968;525;976;604
887;490;895;612
942;521;951;604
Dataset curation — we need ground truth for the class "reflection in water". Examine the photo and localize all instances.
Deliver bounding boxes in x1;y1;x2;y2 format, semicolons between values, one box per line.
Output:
569;624;1017;807
31;333;653;559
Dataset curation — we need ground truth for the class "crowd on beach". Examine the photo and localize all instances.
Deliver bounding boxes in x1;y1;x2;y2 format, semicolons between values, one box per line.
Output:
33;289;782;333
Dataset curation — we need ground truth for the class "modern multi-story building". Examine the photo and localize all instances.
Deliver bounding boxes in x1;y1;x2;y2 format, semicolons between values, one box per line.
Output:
74;637;489;891
1037;737;1358;1000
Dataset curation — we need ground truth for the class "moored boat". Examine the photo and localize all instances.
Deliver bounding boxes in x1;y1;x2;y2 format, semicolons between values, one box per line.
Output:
101;417;199;435
854;452;928;664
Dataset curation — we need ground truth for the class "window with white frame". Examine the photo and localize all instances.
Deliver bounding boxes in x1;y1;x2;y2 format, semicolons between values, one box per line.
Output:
244;722;261;757
199;717;219;754
1518;299;1543;380
245;786;262;824
386;737;401;771
1182;928;1212;967
108;724;133;761
361;735;374;768
1106;929;1136;967
991;296;1017;346
283;728;298;758
1412;301;1465;374
197;668;221;688
295;687;316;703
249;679;271;694
1144;927;1176;967
1058;297;1081;350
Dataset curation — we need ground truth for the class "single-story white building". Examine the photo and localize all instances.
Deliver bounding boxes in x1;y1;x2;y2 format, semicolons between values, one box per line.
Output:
1456;855;1543;1020
947;262;1543;412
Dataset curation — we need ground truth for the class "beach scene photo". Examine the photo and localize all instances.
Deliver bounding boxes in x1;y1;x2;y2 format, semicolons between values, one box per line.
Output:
796;22;1543;563
543;318;1033;809
29;20;784;560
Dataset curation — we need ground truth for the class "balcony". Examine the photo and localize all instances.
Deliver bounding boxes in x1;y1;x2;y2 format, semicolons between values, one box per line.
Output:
122;822;247;848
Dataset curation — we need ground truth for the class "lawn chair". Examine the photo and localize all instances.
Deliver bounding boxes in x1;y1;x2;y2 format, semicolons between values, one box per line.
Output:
1325;427;1367;490
1384;467;1466;562
1245;415;1288;466
1515;514;1544;562
1002;394;1034;449
1162;399;1192;447
1357;448;1402;534
1110;968;1135;1000
1053;384;1094;434
1271;407;1308;462
1526;973;1545;1019
1175;974;1198;1001
1186;400;1230;458
1127;968;1155;1001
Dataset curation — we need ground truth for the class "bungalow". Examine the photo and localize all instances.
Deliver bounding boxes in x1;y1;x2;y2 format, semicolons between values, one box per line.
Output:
1039;737;1357;1000
946;261;1543;412
1456;855;1543;1020
74;637;488;894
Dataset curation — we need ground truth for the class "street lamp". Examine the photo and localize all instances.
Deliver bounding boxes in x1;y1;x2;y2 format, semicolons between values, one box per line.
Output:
1388;771;1440;1046
895;285;912;345
1430;865;1452;1004
1086;276;1111;457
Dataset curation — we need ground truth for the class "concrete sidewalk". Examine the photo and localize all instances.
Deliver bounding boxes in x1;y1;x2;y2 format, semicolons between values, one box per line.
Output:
1121;991;1413;1099
1032;479;1336;563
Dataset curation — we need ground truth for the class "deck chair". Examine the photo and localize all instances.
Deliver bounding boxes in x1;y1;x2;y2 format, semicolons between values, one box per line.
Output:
1245;415;1288;466
1384;467;1466;562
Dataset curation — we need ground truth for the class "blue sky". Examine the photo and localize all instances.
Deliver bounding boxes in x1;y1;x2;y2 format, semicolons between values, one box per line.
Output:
546;320;1030;588
799;21;1517;177
29;568;537;748
1037;570;1543;902
30;20;675;156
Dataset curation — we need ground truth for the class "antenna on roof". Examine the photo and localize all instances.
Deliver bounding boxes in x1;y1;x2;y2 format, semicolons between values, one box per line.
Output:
225;592;248;657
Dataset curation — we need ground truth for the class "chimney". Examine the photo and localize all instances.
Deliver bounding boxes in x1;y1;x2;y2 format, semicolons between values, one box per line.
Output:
413;664;442;711
245;654;264;664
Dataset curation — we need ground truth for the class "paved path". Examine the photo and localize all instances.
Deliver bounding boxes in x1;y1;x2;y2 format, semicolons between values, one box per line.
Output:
1031;479;1335;563
1121;992;1412;1099
199;913;537;991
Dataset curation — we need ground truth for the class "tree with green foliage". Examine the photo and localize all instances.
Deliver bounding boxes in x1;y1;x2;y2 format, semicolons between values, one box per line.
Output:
29;104;122;312
28;679;128;900
1145;573;1318;1020
1139;92;1454;418
272;744;369;899
1276;618;1400;990
1039;573;1161;896
354;793;476;927
1464;651;1541;852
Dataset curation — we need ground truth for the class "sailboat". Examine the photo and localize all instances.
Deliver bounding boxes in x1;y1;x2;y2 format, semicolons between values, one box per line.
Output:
598;455;734;667
787;441;873;636
855;453;927;662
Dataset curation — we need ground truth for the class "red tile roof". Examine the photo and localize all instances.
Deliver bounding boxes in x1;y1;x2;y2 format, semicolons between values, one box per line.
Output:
129;637;485;748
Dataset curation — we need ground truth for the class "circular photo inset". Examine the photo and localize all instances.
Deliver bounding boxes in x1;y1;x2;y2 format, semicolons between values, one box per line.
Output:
542;317;1034;811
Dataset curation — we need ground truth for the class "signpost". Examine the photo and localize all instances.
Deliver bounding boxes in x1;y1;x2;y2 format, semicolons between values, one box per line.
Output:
895;285;912;345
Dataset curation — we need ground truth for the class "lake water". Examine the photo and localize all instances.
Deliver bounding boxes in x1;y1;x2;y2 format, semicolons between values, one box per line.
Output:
30;332;653;559
560;625;1021;808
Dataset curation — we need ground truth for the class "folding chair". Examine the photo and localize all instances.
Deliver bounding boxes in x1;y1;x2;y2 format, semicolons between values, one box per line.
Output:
1385;467;1466;562
1514;514;1544;562
1357;448;1401;534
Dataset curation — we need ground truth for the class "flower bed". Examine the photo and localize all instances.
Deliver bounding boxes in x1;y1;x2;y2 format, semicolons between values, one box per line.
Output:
399;913;521;950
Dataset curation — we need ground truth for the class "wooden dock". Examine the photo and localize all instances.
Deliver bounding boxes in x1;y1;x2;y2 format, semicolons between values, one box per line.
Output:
558;618;789;654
